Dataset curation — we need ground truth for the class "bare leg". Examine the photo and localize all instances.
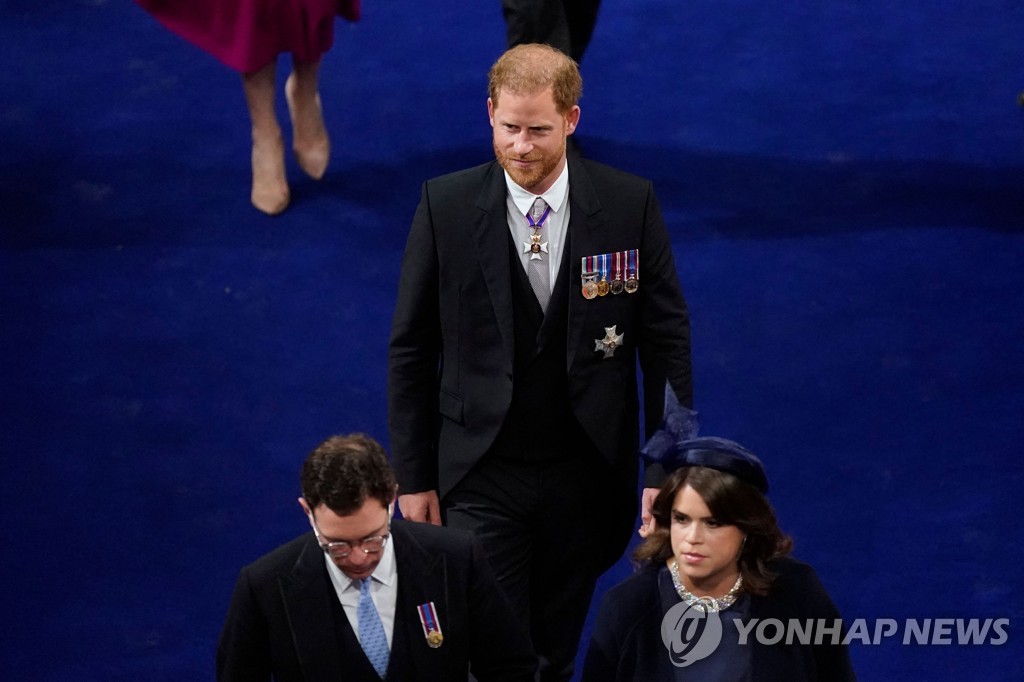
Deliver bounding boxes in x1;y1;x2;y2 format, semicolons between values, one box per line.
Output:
286;58;330;180
242;60;289;215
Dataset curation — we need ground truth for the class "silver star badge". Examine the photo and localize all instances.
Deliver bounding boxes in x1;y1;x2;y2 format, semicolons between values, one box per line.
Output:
523;237;549;261
595;325;624;358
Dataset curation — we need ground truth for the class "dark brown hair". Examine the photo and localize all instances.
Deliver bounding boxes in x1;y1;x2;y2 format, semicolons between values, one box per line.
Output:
633;467;793;595
300;433;396;515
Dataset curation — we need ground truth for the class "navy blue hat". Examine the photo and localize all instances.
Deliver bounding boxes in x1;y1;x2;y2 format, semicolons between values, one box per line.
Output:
640;383;770;493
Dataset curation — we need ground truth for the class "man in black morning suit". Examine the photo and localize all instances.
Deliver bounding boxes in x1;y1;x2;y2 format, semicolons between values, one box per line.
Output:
216;433;535;681
501;0;602;64
388;44;692;681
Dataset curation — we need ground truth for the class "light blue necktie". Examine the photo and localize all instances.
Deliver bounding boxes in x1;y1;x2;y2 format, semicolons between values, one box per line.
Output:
357;578;389;679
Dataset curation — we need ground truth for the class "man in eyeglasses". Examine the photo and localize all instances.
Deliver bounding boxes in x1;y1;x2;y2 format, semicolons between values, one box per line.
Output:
217;433;536;681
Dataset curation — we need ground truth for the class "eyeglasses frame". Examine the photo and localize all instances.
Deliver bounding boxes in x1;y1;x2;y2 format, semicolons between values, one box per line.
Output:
308;509;391;559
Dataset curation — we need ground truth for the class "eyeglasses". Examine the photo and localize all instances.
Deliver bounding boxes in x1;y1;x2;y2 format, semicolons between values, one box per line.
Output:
309;512;390;559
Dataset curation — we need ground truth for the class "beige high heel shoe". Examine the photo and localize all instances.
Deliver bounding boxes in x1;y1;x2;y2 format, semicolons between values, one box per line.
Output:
285;73;330;180
250;133;290;215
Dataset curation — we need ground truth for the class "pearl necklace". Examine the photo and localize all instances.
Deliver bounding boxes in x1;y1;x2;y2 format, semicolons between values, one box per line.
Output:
668;560;744;613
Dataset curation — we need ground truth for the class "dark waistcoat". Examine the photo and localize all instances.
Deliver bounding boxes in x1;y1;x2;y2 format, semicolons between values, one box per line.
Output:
329;581;413;682
488;231;588;462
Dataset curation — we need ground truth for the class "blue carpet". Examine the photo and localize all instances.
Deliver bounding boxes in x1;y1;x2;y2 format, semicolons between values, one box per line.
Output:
2;1;1022;679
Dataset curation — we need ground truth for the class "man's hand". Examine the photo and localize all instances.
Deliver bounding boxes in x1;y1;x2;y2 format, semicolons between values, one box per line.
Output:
638;487;660;537
398;491;442;525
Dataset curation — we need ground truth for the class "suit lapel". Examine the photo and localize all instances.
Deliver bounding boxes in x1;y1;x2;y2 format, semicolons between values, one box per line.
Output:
279;535;347;680
565;156;605;371
477;156;606;371
391;523;451;676
473;162;516;366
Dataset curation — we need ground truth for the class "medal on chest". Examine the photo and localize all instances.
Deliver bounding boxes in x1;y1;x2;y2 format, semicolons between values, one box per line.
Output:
523;200;551;262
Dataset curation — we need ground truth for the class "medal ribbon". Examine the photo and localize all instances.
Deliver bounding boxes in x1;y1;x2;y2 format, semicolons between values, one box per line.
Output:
526;205;551;230
417;602;441;636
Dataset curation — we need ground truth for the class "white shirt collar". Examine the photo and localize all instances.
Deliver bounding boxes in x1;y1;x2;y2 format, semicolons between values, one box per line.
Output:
503;158;570;216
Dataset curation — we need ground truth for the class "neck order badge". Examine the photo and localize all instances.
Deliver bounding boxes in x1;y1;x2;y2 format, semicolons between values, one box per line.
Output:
523;198;550;261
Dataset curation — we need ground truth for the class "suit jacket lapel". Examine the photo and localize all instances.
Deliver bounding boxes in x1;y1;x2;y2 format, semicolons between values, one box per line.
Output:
473;162;516;366
391;523;451;676
280;535;346;680
565;156;605;371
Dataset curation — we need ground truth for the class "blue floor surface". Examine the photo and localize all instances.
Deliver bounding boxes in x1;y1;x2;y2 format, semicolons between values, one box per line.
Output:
2;1;1022;679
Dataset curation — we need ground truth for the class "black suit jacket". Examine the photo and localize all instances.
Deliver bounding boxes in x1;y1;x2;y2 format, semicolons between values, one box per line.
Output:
217;520;536;681
388;156;692;499
580;557;857;682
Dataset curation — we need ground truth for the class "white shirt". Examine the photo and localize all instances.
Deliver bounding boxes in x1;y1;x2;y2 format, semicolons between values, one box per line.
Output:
504;161;571;291
322;534;398;648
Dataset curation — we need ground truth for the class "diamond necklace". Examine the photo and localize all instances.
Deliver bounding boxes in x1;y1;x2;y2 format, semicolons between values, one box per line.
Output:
668;559;744;613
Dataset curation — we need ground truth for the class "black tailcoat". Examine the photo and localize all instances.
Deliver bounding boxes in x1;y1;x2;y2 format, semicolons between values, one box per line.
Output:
217;520;536;681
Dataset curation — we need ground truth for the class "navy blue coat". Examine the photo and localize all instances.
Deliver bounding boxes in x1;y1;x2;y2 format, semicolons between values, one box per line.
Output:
581;557;856;682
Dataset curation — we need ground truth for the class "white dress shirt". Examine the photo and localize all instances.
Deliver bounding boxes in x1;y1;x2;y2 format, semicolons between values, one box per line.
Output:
504;161;571;292
322;535;398;648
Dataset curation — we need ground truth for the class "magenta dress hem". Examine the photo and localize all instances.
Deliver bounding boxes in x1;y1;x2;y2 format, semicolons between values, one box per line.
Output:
136;0;361;73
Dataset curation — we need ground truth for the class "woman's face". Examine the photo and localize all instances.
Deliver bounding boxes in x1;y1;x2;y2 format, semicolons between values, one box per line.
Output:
669;484;745;595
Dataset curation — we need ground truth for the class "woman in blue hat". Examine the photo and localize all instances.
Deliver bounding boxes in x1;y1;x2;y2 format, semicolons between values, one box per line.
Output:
580;394;856;681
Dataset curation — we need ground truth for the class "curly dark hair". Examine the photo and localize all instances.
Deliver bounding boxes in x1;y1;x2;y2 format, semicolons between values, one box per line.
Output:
300;433;397;515
633;467;793;595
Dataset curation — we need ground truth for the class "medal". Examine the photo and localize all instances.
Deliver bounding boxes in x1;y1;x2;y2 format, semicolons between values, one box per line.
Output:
583;251;637;297
625;249;639;293
597;253;610;296
581;256;599;299
610;251;624;294
523;233;549;261
594;325;624;358
417;601;444;649
523;200;551;262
